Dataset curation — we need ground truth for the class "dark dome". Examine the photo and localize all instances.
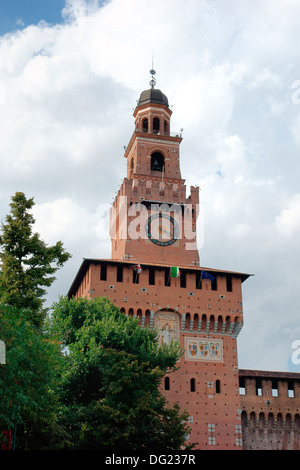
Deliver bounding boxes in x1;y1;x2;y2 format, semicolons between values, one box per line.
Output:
136;88;169;108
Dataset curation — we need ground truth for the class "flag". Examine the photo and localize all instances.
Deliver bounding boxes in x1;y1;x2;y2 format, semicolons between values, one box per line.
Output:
133;264;142;273
171;266;181;277
201;270;215;281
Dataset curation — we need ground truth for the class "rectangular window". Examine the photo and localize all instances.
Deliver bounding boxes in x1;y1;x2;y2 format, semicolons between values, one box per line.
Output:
256;378;262;396
165;269;170;287
226;275;232;292
211;276;217;291
271;379;278;397
100;263;107;281
117;265;123;282
180;270;186;288
288;380;294;398
149;267;155;285
239;376;246;395
195;271;202;289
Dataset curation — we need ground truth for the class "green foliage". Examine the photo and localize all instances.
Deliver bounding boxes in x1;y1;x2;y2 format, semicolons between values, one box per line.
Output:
50;296;192;450
0;304;66;449
0;192;71;329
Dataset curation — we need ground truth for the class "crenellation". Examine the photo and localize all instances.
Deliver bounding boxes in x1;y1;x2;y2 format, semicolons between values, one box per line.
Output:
68;79;300;450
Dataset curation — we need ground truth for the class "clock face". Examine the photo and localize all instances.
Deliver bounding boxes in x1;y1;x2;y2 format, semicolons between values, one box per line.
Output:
146;213;179;246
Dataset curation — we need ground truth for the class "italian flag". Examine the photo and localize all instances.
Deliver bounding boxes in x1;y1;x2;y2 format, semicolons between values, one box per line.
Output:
134;264;142;273
171;266;181;277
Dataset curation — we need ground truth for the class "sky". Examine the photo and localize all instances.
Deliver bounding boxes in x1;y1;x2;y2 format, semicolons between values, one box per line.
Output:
0;0;300;373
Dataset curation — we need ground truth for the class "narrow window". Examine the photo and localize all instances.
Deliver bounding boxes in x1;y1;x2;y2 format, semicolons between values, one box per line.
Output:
180;270;186;288
153;117;160;134
196;271;202;289
149;267;155;285
226;275;232;292
272;379;278;397
288;380;294;398
164;376;170;391
211;276;217;291
239;376;246;395
216;380;221;394
117;264;123;282
100;263;107;281
165;269;170;286
256;378;262;396
190;378;196;392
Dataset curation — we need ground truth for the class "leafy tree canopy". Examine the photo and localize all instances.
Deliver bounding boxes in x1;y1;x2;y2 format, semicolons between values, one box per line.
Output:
0;304;66;449
50;296;192;450
0;192;71;328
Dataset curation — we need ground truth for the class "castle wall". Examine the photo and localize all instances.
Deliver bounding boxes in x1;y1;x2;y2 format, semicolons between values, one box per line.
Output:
71;259;247;449
239;370;300;450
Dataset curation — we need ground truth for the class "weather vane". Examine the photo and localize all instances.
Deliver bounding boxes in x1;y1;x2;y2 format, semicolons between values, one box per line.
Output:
149;57;156;88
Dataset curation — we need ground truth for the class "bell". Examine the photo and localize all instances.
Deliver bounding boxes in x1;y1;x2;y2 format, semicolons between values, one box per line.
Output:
152;159;161;171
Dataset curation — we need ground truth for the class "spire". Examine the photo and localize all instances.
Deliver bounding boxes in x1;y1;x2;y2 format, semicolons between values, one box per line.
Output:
136;67;169;109
149;67;156;88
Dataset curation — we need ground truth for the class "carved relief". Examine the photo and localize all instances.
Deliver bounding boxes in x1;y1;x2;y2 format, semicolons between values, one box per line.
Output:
185;338;223;362
154;311;180;345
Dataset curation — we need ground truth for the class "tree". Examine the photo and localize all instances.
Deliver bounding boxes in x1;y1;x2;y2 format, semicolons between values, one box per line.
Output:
0;304;66;450
0;192;71;329
50;296;193;450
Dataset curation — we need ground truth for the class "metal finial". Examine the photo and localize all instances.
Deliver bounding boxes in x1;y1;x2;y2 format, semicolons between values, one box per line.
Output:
149;68;156;88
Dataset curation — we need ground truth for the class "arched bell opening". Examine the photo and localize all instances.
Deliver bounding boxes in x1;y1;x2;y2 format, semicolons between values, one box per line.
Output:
151;151;165;172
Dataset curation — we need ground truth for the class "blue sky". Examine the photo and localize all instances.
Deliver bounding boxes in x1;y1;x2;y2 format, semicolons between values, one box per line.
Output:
0;0;66;35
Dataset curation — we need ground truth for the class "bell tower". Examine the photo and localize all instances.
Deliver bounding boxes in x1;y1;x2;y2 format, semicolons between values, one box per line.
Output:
69;72;251;450
110;71;200;266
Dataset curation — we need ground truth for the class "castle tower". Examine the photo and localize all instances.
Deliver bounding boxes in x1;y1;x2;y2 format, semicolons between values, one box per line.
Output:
110;70;200;267
68;72;251;449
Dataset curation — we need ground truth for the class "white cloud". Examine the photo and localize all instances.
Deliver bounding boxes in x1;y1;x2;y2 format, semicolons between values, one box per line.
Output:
275;194;300;238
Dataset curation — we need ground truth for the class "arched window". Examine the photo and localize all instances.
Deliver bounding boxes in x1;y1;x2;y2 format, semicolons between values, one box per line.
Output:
277;413;283;429
267;413;274;429
153;117;160;134
164;376;170;390
259;412;265;428
285;413;292;430
249;412;256;429
190;378;196;392
185;313;191;330
151;152;164;172
137;309;142;324
145;309;151;326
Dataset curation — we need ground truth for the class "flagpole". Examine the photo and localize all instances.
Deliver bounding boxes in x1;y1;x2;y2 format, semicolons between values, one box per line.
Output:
197;270;202;289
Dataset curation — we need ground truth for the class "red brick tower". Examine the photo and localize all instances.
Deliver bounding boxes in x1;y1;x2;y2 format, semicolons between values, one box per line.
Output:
110;71;200;267
68;73;251;449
